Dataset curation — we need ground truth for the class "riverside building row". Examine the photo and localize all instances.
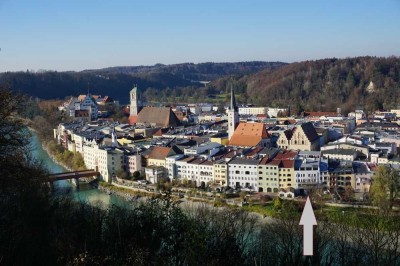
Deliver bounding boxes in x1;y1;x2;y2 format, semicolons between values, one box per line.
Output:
53;86;400;196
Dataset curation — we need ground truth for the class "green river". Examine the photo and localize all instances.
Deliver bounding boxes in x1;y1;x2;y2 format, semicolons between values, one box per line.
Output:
30;133;128;207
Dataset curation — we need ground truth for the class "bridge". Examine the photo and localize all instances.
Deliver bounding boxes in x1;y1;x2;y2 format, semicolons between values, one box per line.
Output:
46;169;100;189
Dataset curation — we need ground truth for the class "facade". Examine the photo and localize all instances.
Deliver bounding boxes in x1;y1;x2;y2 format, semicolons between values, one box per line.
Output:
166;154;185;180
258;156;279;193
146;146;174;168
125;153;142;176
238;107;267;116
213;159;229;186
64;94;98;121
294;160;321;189
277;122;320;151
328;161;356;192
145;165;165;184
228;158;259;191
322;149;357;161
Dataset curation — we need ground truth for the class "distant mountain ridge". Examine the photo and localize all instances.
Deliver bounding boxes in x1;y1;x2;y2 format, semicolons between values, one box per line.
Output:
0;61;286;100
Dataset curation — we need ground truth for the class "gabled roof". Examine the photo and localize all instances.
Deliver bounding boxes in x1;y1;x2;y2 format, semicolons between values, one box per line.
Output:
229;122;270;147
299;122;319;142
147;146;173;160
281;129;293;140
134;107;180;128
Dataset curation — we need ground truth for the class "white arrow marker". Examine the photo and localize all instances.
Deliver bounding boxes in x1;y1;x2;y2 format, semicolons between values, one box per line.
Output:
299;196;317;256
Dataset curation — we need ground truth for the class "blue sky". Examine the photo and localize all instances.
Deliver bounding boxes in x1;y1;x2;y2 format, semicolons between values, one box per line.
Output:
0;0;399;72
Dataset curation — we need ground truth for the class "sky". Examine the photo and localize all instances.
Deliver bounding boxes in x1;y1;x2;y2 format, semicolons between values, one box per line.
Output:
0;0;399;72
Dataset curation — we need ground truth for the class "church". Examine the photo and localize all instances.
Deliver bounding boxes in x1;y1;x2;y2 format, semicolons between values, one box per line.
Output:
227;86;271;148
128;86;180;128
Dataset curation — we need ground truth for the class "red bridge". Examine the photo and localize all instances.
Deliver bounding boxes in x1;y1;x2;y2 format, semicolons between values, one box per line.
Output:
47;169;100;181
46;169;100;189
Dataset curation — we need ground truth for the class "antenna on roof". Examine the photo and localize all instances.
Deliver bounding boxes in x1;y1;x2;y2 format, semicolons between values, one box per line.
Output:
87;82;90;96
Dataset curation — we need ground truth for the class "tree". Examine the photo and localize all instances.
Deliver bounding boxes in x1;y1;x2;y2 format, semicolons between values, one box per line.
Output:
132;171;142;180
116;169;128;180
370;165;400;211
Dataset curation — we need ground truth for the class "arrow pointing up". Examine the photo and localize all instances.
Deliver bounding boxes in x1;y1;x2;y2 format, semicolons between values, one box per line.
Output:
299;196;317;256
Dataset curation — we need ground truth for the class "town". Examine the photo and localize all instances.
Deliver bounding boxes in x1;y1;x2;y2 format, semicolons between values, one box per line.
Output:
54;86;400;204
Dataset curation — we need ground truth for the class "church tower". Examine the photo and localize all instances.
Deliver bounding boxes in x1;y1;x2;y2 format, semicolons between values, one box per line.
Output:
130;85;140;116
227;85;239;140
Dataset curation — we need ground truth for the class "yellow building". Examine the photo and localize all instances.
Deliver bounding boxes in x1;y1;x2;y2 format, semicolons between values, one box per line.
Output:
257;157;279;193
213;159;228;186
146;146;175;167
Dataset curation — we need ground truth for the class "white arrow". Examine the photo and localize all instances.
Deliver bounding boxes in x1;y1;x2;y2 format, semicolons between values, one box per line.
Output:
299;196;317;256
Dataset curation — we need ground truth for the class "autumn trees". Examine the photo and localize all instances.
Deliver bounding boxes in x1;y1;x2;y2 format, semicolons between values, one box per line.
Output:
370;165;400;211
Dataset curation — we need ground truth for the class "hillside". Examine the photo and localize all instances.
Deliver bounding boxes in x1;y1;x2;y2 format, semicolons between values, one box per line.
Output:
212;56;400;114
0;61;285;101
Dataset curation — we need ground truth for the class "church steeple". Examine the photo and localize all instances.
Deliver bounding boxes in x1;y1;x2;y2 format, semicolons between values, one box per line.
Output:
130;85;140;116
227;84;239;141
230;85;237;111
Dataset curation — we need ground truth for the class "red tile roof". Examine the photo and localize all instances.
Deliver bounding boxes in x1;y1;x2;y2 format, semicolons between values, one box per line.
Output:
229;122;270;147
147;147;172;160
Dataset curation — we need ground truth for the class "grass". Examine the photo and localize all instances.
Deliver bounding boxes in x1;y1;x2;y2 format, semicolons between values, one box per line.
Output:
242;203;277;217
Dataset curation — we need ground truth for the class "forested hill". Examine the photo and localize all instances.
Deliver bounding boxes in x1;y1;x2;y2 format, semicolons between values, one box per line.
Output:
213;56;400;114
83;61;285;80
0;61;285;101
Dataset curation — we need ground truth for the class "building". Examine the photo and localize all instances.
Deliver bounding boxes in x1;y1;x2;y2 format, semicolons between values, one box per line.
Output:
229;122;271;147
145;165;166;184
146;146;176;168
228;158;260;191
322;149;358;161
227;86;239;140
238;106;267;116
294;159;321;190
128;86;180;127
328;161;356;192
353;162;372;193
166;154;185;180
277;122;320;151
213;158;229;187
63;94;99;121
129;86;141;116
258;156;280;193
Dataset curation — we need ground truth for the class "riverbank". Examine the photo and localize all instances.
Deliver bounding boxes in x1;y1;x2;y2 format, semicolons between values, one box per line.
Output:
41;141;73;172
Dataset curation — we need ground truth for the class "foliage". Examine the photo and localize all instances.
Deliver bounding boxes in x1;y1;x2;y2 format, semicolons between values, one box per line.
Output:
213;56;400;114
370;165;400;211
0;62;284;101
46;140;86;171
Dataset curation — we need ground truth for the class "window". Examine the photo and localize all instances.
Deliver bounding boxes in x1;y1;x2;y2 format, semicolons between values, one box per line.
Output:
245;171;250;175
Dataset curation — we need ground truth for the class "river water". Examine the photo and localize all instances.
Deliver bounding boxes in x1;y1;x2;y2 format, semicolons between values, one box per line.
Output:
30;133;127;207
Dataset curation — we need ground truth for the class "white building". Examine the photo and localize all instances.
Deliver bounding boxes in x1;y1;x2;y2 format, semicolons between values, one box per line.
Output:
267;107;287;118
228;158;259;191
294;159;321;189
238;107;267;116
184;142;222;157
166;154;185;180
64;94;98;121
186;158;214;186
